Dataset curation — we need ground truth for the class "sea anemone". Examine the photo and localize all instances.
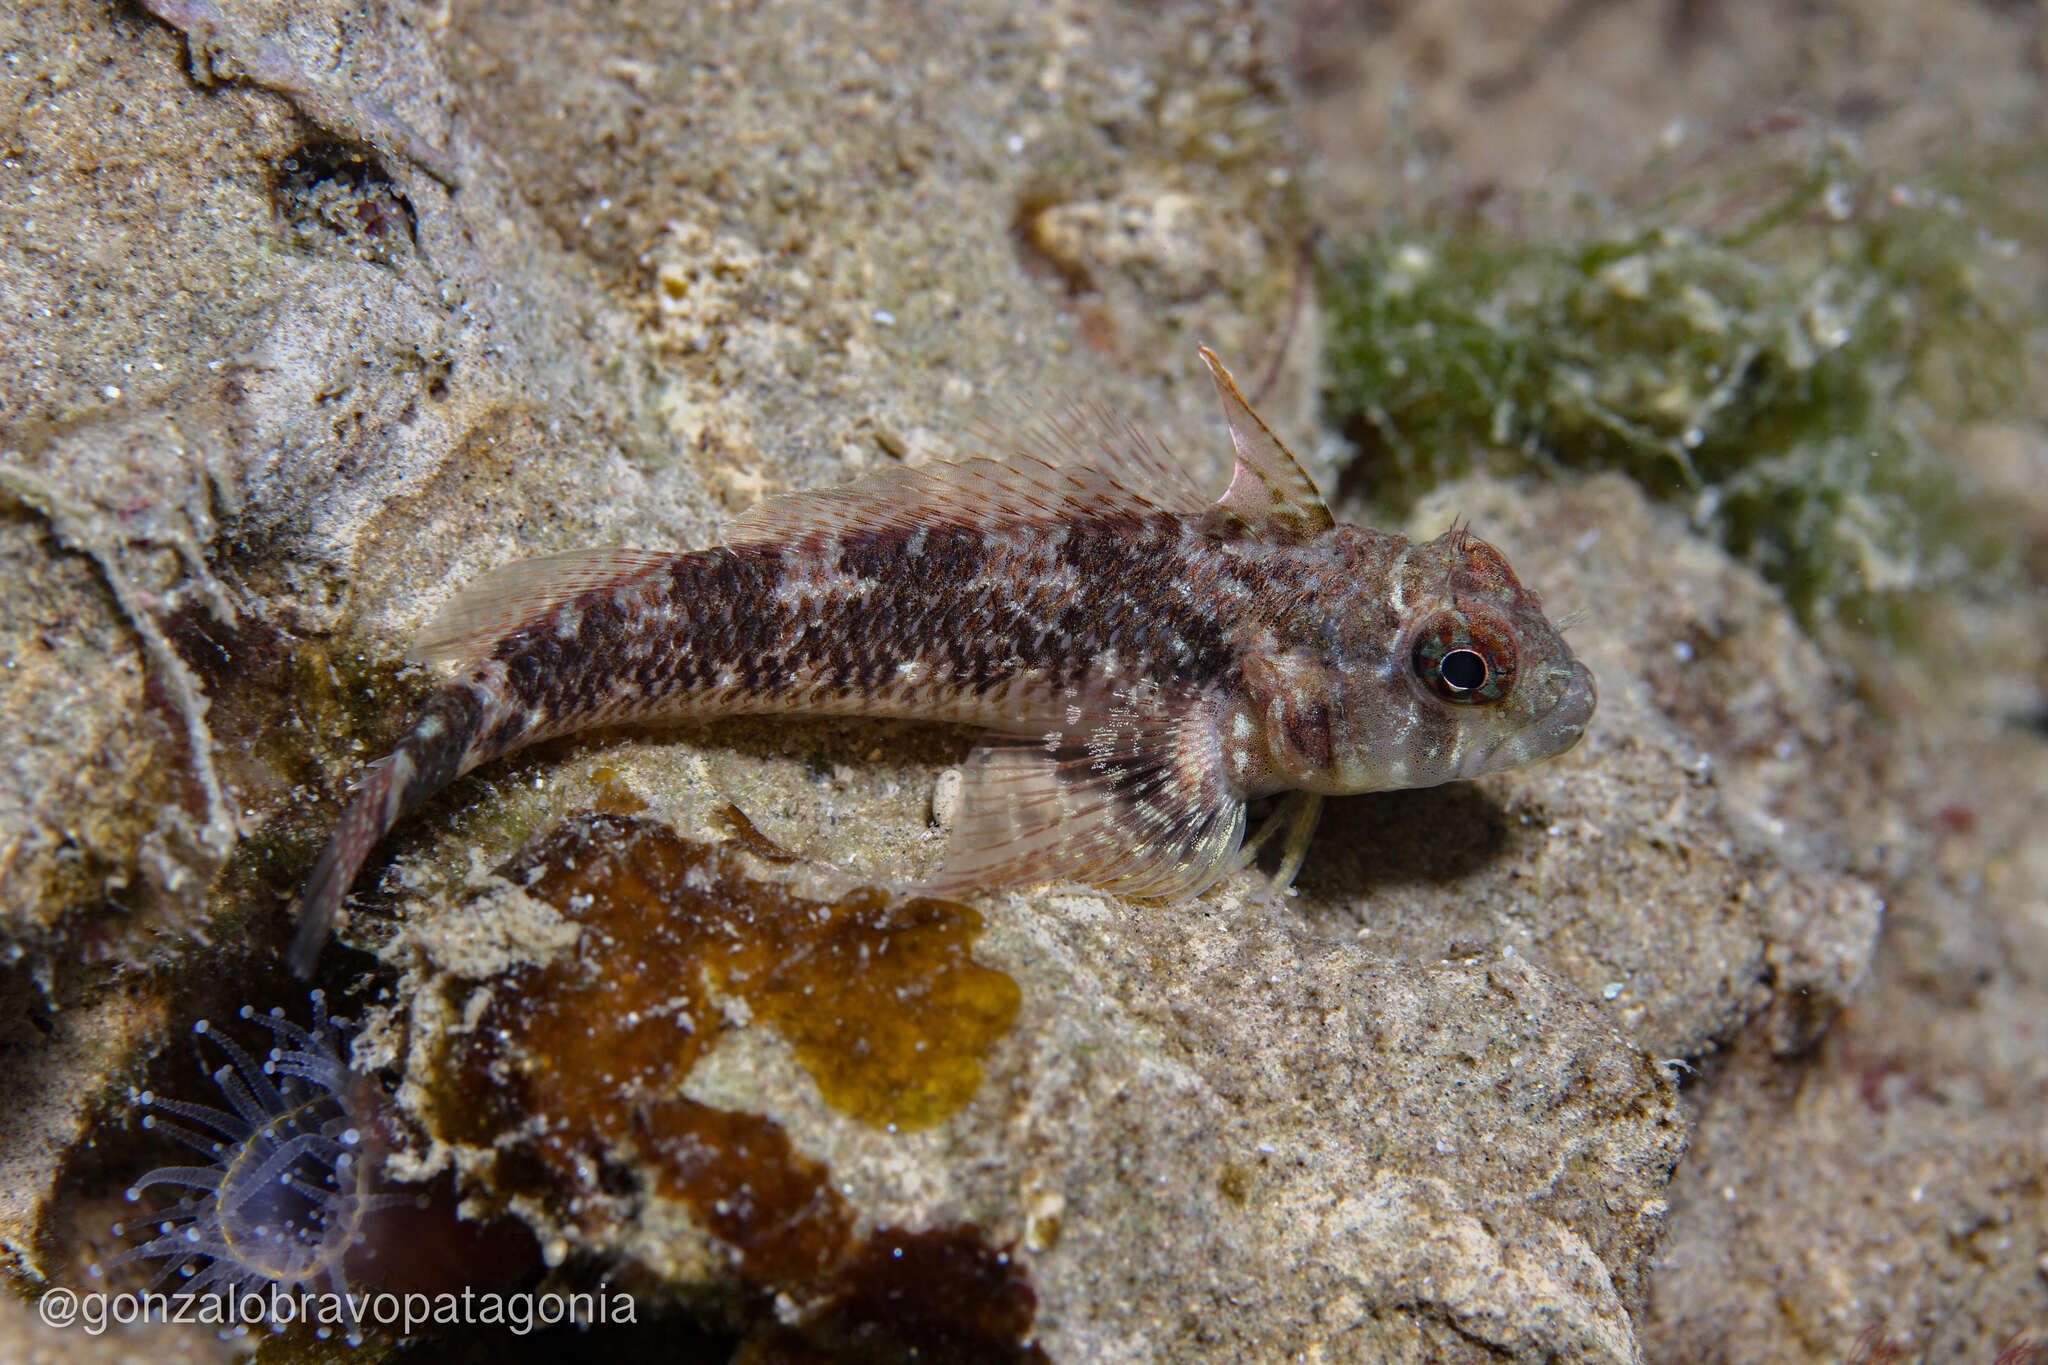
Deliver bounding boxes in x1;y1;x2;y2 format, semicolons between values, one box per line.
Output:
88;990;403;1344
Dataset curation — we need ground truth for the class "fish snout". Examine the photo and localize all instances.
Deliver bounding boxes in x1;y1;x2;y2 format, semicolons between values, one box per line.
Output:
1538;659;1597;756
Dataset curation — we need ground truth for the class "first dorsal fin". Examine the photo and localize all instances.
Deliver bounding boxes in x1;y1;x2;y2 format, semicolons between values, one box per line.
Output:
1198;346;1334;540
409;548;675;671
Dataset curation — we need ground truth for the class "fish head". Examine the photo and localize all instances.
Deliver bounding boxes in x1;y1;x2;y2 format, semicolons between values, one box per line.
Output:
1312;524;1595;793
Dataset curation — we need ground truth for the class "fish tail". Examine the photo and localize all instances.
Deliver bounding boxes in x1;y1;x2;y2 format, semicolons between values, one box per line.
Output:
286;684;493;977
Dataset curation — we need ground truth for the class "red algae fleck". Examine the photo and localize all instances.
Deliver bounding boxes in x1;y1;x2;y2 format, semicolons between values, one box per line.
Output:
714;801;802;863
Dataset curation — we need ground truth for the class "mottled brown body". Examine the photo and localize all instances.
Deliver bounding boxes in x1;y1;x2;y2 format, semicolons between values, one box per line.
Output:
495;516;1254;736
288;352;1594;975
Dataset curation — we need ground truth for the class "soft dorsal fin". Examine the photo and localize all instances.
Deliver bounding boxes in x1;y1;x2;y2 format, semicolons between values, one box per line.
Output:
1198;346;1334;540
730;347;1329;550
410;548;675;670
724;403;1209;548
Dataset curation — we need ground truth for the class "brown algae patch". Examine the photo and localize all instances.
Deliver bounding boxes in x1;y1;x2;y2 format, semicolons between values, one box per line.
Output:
635;1096;853;1284
737;1224;1051;1365
500;810;1020;1129
431;810;1020;1280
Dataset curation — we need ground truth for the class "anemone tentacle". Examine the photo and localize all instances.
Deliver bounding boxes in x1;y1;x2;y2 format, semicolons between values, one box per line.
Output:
88;991;391;1346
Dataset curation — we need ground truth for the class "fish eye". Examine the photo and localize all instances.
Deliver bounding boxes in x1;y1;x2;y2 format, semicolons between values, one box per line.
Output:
1412;611;1517;706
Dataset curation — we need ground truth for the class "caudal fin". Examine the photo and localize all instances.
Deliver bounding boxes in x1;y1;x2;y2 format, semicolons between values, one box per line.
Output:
287;688;489;977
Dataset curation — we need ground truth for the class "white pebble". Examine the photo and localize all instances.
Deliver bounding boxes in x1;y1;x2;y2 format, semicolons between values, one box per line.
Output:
930;767;964;827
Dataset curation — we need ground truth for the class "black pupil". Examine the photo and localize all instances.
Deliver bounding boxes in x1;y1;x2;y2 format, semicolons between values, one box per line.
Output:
1440;649;1488;692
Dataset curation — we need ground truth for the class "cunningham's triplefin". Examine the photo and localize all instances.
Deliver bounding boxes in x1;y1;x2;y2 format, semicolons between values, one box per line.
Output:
288;349;1595;975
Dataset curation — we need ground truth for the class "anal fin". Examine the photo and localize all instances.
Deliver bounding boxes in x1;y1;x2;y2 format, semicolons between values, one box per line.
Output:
927;700;1246;900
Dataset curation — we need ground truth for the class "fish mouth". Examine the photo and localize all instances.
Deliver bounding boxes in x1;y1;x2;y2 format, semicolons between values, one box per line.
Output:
1459;659;1597;778
1536;659;1597;756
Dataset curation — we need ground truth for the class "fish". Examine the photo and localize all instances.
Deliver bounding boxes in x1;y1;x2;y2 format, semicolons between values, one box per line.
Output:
287;349;1595;976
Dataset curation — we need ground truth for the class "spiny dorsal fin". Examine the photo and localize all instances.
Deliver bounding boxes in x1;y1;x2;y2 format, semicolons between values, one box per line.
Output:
1198;346;1334;540
925;689;1246;900
724;403;1209;548
410;548;675;671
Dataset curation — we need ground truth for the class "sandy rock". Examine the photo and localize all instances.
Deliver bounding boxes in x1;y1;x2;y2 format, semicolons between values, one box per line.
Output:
1305;474;1889;1064
362;469;1897;1362
1641;641;2048;1363
391;817;1682;1363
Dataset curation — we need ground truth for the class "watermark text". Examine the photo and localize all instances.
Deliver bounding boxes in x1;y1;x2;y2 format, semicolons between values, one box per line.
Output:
38;1284;635;1338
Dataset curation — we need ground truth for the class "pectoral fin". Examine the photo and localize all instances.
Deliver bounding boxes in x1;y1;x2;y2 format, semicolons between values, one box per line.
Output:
927;703;1245;900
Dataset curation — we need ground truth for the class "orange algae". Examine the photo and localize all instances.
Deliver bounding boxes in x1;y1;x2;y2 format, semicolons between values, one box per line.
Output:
434;810;1020;1284
737;878;1022;1128
586;765;650;814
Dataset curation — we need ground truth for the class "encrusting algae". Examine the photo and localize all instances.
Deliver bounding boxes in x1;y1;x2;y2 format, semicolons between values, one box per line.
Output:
419;803;1049;1357
436;807;1020;1139
427;806;1019;1262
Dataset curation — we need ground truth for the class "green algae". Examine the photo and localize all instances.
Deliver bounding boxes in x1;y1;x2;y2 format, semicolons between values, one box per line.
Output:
1320;125;2041;628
